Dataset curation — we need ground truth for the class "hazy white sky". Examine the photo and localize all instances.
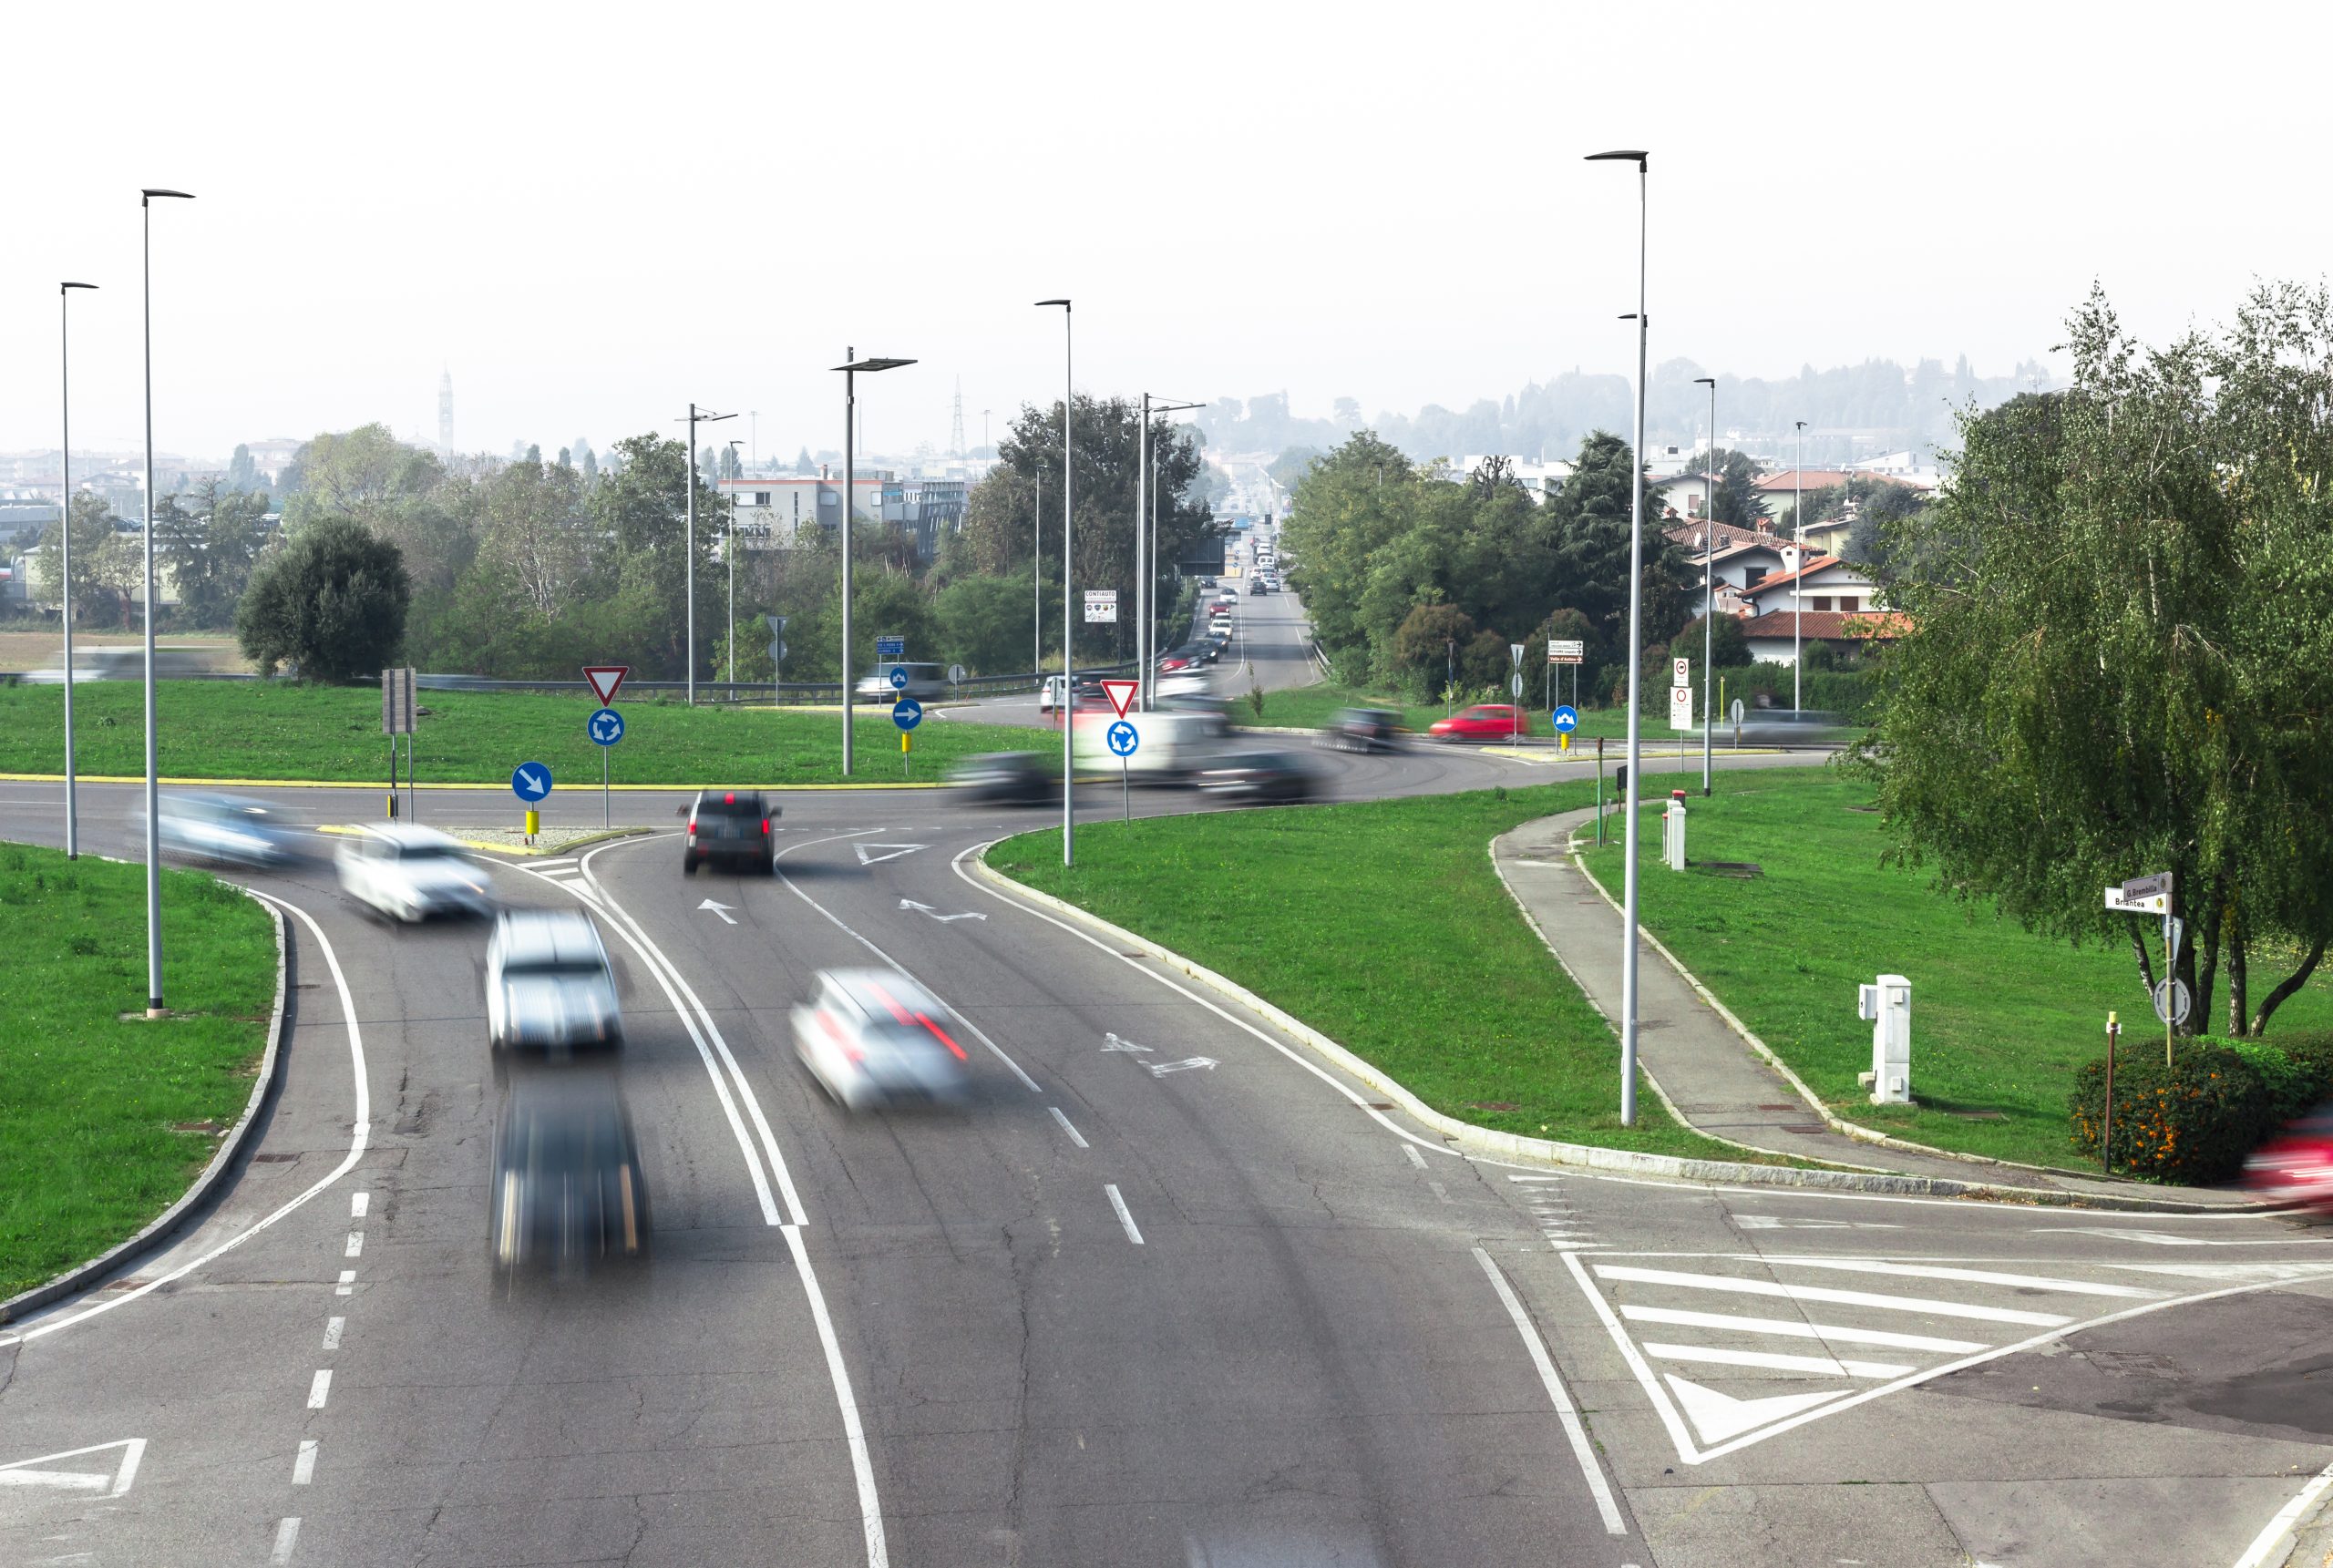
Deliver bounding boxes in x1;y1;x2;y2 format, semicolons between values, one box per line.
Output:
5;0;2325;465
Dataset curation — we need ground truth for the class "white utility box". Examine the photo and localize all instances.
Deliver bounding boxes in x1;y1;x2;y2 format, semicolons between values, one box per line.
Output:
1855;974;1912;1104
1662;797;1687;871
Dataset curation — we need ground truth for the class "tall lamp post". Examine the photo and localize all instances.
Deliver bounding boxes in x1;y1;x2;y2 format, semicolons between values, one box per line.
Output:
1032;470;1042;681
725;438;744;687
1695;374;1716;795
1793;419;1806;712
830;352;915;775
139;189;191;1017
677;403;735;706
1036;300;1074;866
1139;395;1204;710
59;280;98;859
1586;148;1649;1127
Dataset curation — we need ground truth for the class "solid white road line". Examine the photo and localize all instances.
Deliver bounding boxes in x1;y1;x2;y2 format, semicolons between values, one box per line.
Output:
1619;1305;1988;1355
780;1225;889;1568
2234;1454;2333;1568
1049;1107;1090;1149
1642;1342;1913;1379
1472;1247;1628;1537
1767;1256;2163;1298
1591;1264;2075;1327
305;1370;331;1409
291;1440;317;1485
349;1193;367;1219
269;1518;301;1564
1106;1184;1145;1245
1;890;370;1348
321;1317;344;1350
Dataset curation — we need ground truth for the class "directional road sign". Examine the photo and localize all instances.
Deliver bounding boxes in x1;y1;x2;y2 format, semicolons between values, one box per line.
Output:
588;707;624;746
1105;720;1139;757
1100;679;1139;718
1552;705;1579;734
876;635;906;660
889;666;910;691
892;698;923;731
1548;639;1585;665
511;762;553;801
582;665;629;705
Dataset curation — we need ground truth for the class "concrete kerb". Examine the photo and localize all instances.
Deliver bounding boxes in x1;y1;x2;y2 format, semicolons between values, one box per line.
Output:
963;847;2223;1210
0;886;291;1325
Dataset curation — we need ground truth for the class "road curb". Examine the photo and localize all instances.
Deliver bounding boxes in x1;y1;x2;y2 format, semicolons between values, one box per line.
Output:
0;886;291;1326
964;849;2224;1209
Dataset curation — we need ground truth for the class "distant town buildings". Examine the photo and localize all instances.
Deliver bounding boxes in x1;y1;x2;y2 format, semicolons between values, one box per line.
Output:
719;470;969;559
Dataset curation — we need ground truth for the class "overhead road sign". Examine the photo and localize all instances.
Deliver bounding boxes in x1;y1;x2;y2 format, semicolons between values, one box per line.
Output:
581;665;629;705
892;698;923;731
1552;705;1579;734
1106;720;1139;756
588;708;624;746
1084;589;1118;624
511;762;552;801
1549;640;1585;665
1101;680;1139;719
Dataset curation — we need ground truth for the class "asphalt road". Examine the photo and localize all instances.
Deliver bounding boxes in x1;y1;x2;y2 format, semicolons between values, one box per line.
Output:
4;616;2332;1564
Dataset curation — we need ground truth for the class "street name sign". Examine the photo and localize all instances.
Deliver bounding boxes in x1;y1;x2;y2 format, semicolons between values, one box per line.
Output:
877;635;906;660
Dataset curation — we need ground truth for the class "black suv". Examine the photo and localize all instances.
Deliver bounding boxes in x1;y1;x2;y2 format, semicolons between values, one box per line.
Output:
682;789;777;875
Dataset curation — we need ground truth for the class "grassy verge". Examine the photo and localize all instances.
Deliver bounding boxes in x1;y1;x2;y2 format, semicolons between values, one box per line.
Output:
989;782;1771;1163
0;844;278;1300
1578;769;2333;1168
0;682;1044;786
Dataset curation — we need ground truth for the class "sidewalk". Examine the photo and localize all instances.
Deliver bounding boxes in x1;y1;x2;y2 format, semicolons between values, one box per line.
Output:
1493;807;2261;1207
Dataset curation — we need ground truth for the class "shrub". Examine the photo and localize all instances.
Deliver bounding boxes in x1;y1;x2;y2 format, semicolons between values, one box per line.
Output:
2068;1042;2272;1184
2213;1039;2326;1124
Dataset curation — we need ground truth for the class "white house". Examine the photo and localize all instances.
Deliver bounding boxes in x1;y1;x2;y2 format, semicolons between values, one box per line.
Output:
1740;553;1881;618
1740;609;1909;666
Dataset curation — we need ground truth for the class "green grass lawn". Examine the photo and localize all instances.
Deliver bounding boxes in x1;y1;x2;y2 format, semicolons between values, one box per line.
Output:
990;782;1770;1163
0;844;278;1300
0;682;1043;787
1578;769;2333;1169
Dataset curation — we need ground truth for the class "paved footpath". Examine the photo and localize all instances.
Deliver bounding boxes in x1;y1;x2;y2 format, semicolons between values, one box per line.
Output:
1494;806;2258;1206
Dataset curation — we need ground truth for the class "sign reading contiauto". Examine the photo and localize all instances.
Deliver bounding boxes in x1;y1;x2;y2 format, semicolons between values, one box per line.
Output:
1084;590;1118;624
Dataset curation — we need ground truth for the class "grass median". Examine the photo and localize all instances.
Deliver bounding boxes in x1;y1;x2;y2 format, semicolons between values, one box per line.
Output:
1578;769;2333;1169
0;844;278;1301
0;681;1042;787
988;782;1763;1163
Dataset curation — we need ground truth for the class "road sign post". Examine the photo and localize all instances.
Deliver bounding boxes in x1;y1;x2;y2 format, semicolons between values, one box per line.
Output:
764;614;787;708
382;667;416;820
511;761;551;842
1596;736;1606;846
2102;1010;2120;1173
588;707;623;827
892;697;921;779
2105;873;2181;1063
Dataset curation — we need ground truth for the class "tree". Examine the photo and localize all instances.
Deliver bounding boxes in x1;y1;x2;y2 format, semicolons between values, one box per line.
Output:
281;424;444;529
34;493;128;629
155;479;270;629
1681;447;1765;529
1393;603;1475;692
1856;283;2333;1037
1543;431;1695;651
794;446;816;475
936;573;1037;674
477;457;591;616
1268;446;1321;493
235;515;411;681
225;444;260;493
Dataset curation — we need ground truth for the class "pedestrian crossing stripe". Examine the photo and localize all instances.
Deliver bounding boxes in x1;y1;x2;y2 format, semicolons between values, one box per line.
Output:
1560;1249;2333;1465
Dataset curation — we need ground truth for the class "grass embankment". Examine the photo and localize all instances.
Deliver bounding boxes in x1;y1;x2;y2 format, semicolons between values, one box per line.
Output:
990;782;1760;1163
1578;770;2333;1169
0;682;1043;787
0;844;278;1300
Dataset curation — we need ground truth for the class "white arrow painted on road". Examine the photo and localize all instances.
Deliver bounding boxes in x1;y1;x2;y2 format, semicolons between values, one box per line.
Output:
0;1439;145;1497
899;899;987;922
1101;1033;1152;1053
698;898;737;926
1146;1057;1218;1076
1664;1378;1847;1445
854;843;928;866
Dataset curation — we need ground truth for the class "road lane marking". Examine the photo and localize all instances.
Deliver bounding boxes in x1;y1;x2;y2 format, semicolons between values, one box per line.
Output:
1402;1145;1428;1170
1106;1184;1145;1245
344;1232;363;1258
269;1518;301;1564
1591;1265;2075;1327
1472;1247;1628;1537
1766;1256;2163;1298
349;1193;367;1219
334;1271;355;1296
1049;1107;1089;1148
321;1317;344;1350
780;1224;890;1568
1643;1342;1914;1379
1619;1306;1988;1355
2234;1454;2333;1568
853;843;927;866
306;1371;332;1409
0;1440;145;1496
1429;1181;1454;1204
291;1440;317;1485
2;891;369;1348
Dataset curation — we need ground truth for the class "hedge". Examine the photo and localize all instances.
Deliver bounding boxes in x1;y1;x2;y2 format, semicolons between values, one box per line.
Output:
2068;1042;2271;1184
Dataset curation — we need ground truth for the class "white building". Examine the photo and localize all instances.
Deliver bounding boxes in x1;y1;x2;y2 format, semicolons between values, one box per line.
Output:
1457;455;1573;504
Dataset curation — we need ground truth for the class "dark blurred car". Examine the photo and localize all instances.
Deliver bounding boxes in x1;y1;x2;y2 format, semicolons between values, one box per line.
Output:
1323;708;1401;753
488;1074;651;1286
1429;704;1533;743
1071;674;1108;703
1196;750;1318;804
1201;632;1230;660
2243;1104;2333;1208
949;752;1053;804
1158;647;1205;674
682;789;776;875
157;792;305;868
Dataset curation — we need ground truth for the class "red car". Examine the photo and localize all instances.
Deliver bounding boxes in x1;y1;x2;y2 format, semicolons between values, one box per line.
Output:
2243;1106;2333;1208
1429;704;1533;742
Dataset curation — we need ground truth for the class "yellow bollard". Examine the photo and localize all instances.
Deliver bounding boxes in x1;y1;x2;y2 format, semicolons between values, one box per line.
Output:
524;807;540;844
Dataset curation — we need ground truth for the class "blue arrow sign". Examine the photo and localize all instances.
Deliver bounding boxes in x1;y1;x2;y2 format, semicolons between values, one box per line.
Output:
511;762;553;801
1105;720;1139;757
588;707;625;746
889;665;910;691
892;698;923;731
1551;705;1579;734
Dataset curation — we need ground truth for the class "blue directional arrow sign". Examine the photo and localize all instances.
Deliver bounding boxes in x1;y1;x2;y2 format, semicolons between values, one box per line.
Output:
511;762;553;801
876;635;905;660
588;707;625;746
892;698;923;731
889;665;910;691
1552;705;1579;734
1105;720;1140;757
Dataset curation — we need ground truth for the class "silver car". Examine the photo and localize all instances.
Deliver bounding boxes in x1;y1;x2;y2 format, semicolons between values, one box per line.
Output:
157;793;303;868
334;825;495;922
791;968;971;1111
486;908;622;1055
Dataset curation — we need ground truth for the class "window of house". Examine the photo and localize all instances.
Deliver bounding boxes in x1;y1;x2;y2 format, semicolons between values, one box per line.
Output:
1743;567;1765;586
754;492;769;507
1812;596;1833;611
1838;596;1857;612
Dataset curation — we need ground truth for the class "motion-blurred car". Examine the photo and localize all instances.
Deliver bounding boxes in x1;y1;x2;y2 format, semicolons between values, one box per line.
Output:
486;908;622;1055
682;789;776;875
158;793;304;868
1428;704;1534;743
488;1073;650;1285
1322;708;1402;753
852;661;951;701
1717;708;1857;748
948;751;1053;804
1249;579;1269;596
1157;649;1204;674
2243;1105;2333;1208
792;968;972;1111
335;825;494;922
1195;750;1318;804
1155;671;1213;702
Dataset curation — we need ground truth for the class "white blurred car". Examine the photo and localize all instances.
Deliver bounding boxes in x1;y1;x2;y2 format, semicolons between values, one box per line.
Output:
156;793;304;868
486;908;622;1055
792;968;971;1111
335;824;494;922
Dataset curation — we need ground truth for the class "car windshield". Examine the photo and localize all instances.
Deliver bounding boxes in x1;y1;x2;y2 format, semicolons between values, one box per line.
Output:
503;955;603;979
396;841;462;860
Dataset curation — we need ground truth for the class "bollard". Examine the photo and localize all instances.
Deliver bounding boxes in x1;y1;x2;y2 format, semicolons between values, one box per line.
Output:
1663;796;1687;871
1856;976;1914;1103
524;807;540;845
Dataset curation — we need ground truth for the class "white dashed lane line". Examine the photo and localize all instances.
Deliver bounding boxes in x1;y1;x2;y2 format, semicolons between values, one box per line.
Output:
292;1440;317;1485
1049;1107;1089;1149
321;1317;343;1351
306;1371;332;1410
1106;1184;1145;1245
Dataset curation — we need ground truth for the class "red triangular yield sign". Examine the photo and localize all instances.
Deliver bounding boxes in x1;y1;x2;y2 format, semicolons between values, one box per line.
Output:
1100;679;1139;719
582;666;629;705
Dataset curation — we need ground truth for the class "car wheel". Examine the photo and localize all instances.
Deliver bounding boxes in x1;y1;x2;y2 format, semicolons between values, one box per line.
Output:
682;856;697;876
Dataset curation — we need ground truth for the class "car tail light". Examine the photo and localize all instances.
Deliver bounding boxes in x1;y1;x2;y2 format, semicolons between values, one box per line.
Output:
915;1010;968;1061
687;815;697;838
762;818;771;835
865;979;914;1024
725;792;735;804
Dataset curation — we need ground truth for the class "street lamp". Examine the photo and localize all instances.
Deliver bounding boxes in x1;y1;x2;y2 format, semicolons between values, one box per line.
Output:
675;404;735;706
1585;147;1648;1127
829;352;915;775
139;188;191;1018
1036;300;1074;866
1793;419;1807;712
1139;395;1204;711
725;438;744;687
59;281;97;860
1695;374;1716;796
